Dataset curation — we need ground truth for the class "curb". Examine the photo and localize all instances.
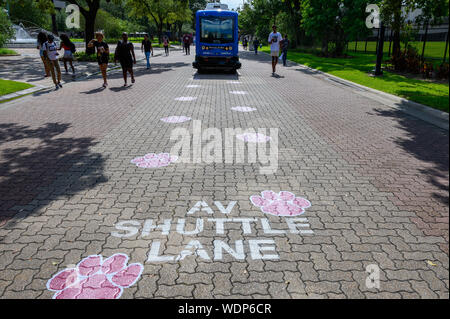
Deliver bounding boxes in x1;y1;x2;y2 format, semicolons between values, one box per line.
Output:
260;50;449;131
0;84;47;103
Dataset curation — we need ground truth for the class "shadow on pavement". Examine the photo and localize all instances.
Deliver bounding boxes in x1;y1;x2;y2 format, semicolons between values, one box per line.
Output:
193;71;239;80
0;122;107;228
369;103;449;205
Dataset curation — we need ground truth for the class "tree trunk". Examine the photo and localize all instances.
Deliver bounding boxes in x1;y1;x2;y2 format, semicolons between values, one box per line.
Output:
51;14;58;35
421;22;429;62
443;25;449;64
392;9;402;57
85;13;96;54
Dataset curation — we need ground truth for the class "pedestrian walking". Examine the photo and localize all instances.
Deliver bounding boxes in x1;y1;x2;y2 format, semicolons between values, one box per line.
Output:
183;34;191;55
268;25;282;75
44;34;62;90
88;32;110;88
115;32;136;87
163;36;170;56
37;32;50;77
59;34;76;76
141;34;154;69
253;37;260;55
280;34;289;67
243;37;248;50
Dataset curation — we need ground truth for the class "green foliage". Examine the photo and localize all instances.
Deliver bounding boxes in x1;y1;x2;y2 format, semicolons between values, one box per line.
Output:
74;51;115;62
0;8;14;48
6;0;51;30
261;45;449;111
0;79;33;97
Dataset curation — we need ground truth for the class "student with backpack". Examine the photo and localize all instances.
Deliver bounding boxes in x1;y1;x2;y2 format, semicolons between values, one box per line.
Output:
163;36;170;56
183;34;191;55
37;32;50;77
59;34;76;77
115;32;136;86
44;34;62;89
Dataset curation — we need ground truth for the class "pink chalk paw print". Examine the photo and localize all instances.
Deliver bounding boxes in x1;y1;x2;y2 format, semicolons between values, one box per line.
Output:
160;116;191;123
131;153;178;168
46;254;144;299
250;191;311;217
236;132;271;143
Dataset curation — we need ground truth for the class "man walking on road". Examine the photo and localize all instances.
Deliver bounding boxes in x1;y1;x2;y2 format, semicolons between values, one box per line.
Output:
268;25;282;75
253;37;260;55
280;34;289;67
115;32;137;86
183;34;191;55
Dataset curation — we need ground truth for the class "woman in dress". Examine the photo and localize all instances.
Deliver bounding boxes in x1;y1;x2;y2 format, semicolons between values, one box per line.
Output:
59;34;76;76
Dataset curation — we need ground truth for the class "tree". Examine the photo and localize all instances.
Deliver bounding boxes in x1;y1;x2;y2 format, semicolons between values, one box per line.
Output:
379;0;415;57
65;0;113;51
414;0;449;61
127;0;189;43
302;0;341;55
0;7;15;48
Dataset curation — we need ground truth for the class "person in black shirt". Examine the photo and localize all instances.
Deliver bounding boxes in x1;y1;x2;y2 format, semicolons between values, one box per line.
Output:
183;34;191;55
141;34;153;69
88;32;109;88
280;34;290;67
253;37;260;55
115;32;136;86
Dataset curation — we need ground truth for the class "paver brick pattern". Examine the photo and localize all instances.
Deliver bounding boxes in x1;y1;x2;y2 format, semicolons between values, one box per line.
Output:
0;47;448;299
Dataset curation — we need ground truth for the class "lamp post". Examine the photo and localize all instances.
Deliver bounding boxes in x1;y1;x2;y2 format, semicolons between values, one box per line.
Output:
373;22;385;76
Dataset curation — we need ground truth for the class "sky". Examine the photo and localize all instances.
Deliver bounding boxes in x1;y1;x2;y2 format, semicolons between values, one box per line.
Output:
222;0;245;10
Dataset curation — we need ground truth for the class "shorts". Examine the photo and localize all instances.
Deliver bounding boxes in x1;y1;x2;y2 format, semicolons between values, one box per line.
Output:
271;51;279;57
97;56;109;66
120;58;133;69
63;51;73;59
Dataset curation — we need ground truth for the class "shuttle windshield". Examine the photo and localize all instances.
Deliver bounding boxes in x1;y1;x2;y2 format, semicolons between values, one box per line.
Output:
200;16;234;44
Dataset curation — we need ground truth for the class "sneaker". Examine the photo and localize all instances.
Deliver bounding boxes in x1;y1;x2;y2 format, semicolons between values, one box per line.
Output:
58;83;63;88
123;83;127;87
131;78;135;84
55;85;59;90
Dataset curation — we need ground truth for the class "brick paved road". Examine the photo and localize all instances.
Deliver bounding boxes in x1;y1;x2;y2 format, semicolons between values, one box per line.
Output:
0;48;448;299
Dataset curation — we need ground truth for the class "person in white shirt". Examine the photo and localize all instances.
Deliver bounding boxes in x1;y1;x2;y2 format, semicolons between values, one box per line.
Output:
268;25;282;75
44;34;62;89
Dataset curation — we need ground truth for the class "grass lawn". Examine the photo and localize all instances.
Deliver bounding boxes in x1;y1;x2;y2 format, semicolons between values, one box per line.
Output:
347;41;448;62
0;48;19;55
0;79;33;97
261;46;449;112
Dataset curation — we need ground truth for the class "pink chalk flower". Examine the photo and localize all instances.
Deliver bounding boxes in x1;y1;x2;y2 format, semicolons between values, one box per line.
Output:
160;116;192;123
46;254;144;299
250;191;311;217
236;132;271;143
131;153;178;168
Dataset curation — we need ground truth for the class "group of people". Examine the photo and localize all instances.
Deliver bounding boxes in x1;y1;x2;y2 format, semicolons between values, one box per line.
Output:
37;32;77;90
37;26;290;90
37;31;157;89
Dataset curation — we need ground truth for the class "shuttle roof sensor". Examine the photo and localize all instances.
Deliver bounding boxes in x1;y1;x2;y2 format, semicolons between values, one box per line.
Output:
205;3;229;10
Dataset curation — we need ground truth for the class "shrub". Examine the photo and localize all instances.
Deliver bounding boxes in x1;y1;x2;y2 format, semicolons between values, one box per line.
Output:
0;10;15;48
436;63;449;80
74;52;115;62
387;45;421;74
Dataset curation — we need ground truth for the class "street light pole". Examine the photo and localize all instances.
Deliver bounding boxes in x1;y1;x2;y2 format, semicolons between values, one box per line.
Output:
374;22;385;76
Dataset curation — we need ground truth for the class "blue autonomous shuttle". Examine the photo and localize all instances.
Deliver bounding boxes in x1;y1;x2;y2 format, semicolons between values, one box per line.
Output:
193;3;241;72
